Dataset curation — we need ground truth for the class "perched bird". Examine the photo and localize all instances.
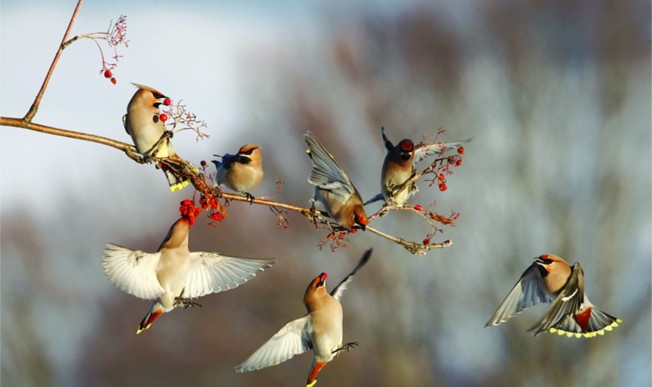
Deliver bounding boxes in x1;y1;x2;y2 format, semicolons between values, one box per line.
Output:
123;83;189;191
372;127;471;206
212;144;264;201
236;249;372;386
303;131;368;230
485;254;621;338
102;216;275;334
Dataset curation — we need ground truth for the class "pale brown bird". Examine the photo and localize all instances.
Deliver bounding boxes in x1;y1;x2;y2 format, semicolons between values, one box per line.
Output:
381;136;417;206
123;83;188;191
371;127;471;206
235;249;372;386
485;254;621;338
212;144;264;201
303;131;368;230
102;216;275;334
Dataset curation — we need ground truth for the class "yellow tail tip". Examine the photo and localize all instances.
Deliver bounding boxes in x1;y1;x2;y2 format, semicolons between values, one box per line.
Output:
306;380;318;387
169;179;190;192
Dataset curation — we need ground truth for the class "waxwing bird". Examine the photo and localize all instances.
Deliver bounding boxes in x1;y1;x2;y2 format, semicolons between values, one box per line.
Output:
236;249;372;386
212;144;264;201
369;127;472;206
485;254;621;338
123;83;189;191
303;131;368;230
102;217;275;334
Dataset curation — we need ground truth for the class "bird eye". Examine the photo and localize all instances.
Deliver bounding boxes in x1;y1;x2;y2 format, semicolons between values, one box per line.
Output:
152;115;159;123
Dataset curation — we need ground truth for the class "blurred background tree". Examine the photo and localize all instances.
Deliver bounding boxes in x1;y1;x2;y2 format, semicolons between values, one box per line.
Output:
1;1;650;386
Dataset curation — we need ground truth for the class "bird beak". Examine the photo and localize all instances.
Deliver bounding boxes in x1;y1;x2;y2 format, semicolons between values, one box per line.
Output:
317;272;328;287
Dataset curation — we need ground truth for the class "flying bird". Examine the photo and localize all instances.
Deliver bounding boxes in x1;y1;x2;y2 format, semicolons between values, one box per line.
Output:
303;131;368;230
123;83;189;191
236;249;372;386
485;254;621;338
212;144;264;201
103;216;275;334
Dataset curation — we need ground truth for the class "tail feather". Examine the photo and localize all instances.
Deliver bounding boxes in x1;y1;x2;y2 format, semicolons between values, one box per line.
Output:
164;169;190;192
546;307;622;338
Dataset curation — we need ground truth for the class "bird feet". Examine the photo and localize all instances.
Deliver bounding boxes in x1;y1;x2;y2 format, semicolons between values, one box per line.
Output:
243;192;256;204
174;297;202;309
332;342;358;355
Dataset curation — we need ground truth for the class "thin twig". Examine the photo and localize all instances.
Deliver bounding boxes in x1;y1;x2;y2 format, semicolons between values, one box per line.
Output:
24;0;84;122
1;117;133;152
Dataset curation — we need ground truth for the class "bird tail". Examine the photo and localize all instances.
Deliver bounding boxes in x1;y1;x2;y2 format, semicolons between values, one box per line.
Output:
543;306;621;338
163;168;190;192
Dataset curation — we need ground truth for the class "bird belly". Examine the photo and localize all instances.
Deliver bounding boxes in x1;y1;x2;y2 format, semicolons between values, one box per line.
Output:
310;306;343;361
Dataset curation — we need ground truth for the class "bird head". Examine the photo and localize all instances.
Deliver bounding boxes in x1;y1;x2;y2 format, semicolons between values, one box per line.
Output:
397;139;415;160
317;272;328;288
353;206;368;231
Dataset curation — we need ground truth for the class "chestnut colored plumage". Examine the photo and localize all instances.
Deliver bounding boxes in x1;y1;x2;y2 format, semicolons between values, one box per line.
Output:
486;254;621;338
212;144;264;200
123;83;188;191
236;249;372;386
303;131;368;230
102;217;275;334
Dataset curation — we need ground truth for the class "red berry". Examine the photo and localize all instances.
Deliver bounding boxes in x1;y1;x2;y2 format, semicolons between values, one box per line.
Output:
414;204;422;211
455;158;462;166
438;173;446;181
159;113;168;122
103;69;112;78
439;183;448;192
457;146;464;154
423;238;430;245
110;77;117;85
163;98;172;106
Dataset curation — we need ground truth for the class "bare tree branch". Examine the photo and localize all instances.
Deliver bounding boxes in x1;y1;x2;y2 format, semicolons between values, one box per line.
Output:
24;0;84;122
1;0;459;255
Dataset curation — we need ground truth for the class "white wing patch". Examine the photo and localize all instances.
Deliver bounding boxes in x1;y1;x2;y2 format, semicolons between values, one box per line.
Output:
183;253;275;298
102;243;164;300
413;138;472;165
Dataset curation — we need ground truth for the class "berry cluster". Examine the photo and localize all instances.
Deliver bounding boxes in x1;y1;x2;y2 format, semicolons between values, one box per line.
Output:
179;199;202;225
199;193;227;224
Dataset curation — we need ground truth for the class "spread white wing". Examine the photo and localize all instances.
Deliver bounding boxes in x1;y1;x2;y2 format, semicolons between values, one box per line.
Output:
102;243;164;300
182;253;275;298
235;315;312;372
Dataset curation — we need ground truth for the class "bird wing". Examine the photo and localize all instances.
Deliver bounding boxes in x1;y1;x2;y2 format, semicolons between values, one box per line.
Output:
235;315;312;372
102;243;164;300
485;262;553;327
529;264;584;335
182;252;275;298
380;126;394;150
303;131;355;198
331;249;372;301
413;138;472;164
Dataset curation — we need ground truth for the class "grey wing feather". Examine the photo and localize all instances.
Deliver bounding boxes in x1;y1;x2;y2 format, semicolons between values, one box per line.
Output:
529;265;583;335
485;263;552;327
331;249;372;301
303;131;355;197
